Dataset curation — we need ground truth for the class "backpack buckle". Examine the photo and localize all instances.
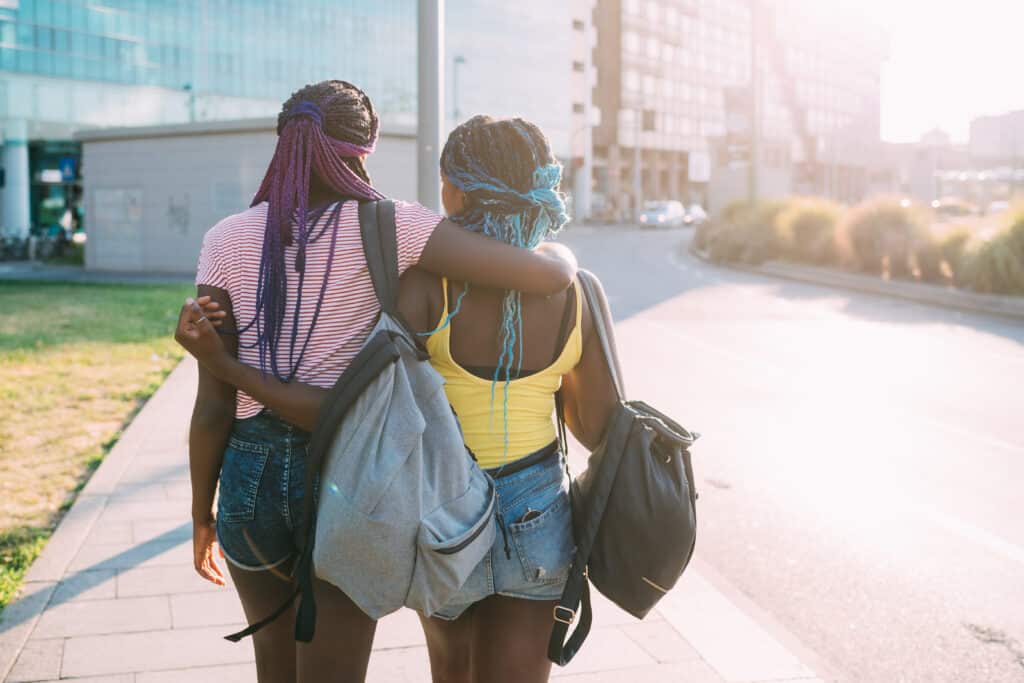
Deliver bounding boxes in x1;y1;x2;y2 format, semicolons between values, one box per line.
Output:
553;605;576;625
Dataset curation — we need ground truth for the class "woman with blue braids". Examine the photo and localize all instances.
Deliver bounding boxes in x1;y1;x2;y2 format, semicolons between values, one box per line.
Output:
406;115;619;682
179;113;619;681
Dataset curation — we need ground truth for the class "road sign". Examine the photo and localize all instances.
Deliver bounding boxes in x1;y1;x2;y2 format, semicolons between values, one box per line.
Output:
689;150;711;182
59;156;77;182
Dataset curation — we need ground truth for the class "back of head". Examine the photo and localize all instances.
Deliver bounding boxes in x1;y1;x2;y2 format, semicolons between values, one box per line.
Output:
441;115;569;250
248;79;385;380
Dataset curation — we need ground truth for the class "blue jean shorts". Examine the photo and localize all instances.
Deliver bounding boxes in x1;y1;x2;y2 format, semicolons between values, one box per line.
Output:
216;412;315;572
433;445;576;620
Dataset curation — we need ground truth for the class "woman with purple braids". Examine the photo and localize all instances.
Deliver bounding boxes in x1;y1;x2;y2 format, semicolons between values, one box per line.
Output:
183;81;576;682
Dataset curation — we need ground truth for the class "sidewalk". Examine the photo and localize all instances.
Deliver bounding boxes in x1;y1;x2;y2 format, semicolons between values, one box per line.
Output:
0;358;825;682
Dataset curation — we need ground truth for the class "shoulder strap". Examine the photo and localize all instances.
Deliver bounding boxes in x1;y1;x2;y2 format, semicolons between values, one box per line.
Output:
577;269;625;401
359;199;399;316
551;281;577;366
548;270;625;666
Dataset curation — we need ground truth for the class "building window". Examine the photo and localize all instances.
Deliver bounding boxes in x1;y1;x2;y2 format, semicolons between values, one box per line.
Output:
573;60;584;72
573;102;585;114
572;19;585;31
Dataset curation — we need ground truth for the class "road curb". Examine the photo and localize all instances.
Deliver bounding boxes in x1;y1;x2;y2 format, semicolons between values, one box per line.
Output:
687;242;1024;322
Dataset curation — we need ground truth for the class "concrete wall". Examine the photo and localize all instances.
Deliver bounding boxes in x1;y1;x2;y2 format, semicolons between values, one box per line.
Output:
80;119;416;274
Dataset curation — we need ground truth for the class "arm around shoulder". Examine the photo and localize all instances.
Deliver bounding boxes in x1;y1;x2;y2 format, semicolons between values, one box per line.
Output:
417;219;576;295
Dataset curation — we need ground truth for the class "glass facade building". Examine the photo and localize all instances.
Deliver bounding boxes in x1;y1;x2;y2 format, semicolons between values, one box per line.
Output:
0;0;576;238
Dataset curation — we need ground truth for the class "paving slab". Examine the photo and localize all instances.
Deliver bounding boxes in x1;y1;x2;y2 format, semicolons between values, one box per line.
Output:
50;569;117;604
6;638;61;683
136;663;256;683
170;591;246;629
60;626;253;678
117;564;230;598
34;595;171;638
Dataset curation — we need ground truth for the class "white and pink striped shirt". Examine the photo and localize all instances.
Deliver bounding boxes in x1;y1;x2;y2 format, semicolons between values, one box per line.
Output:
196;200;440;418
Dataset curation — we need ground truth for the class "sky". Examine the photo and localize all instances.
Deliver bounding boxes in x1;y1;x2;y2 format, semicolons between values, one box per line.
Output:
840;0;1024;143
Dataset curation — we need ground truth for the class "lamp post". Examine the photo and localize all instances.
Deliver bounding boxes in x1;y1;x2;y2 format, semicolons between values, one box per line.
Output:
452;55;466;123
417;0;444;211
183;84;196;123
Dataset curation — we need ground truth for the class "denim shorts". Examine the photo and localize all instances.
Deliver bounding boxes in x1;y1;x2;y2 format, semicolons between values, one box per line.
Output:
216;412;315;572
433;445;576;620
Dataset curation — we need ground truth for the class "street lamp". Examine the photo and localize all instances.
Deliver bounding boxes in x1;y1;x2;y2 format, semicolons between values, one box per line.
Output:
452;55;466;123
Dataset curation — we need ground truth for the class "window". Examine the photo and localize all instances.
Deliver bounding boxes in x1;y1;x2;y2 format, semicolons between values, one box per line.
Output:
624;31;639;54
573;60;584;72
572;19;585;31
624;69;639;92
573;102;585;114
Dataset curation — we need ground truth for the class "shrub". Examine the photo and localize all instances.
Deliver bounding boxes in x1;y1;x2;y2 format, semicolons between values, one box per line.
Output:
961;212;1024;295
913;239;946;284
775;198;842;265
706;200;788;265
840;197;928;277
938;226;973;283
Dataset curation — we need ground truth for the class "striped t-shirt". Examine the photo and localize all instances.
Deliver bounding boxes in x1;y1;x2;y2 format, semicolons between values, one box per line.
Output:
196;200;440;418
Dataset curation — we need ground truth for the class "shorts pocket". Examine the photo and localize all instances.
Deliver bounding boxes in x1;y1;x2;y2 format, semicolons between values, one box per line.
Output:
509;488;574;586
217;437;271;524
408;472;496;616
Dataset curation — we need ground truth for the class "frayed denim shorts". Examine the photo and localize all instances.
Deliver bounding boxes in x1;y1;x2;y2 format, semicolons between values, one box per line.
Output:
216;412;315;572
433;444;576;620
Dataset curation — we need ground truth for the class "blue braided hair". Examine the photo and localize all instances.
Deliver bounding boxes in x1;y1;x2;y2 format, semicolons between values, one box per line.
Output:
438;115;570;457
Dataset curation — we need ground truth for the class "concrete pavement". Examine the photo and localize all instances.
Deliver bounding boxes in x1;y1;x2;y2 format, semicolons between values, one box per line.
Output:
0;352;823;682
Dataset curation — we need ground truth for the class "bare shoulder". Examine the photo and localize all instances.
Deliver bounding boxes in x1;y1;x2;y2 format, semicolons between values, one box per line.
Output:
398;266;443;333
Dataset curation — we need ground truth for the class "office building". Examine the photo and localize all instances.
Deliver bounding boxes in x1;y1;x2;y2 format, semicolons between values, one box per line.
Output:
589;0;887;218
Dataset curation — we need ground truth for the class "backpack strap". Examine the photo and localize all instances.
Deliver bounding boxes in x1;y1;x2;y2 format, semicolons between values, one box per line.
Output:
576;269;625;401
548;269;624;666
359;199;399;316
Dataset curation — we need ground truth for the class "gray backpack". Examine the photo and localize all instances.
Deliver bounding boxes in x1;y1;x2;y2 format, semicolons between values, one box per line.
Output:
226;200;496;644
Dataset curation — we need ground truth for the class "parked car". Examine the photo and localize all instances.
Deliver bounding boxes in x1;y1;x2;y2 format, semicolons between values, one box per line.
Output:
684;203;708;226
639;200;686;228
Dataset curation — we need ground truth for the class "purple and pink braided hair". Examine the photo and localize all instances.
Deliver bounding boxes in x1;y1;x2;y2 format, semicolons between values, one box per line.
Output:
242;80;384;380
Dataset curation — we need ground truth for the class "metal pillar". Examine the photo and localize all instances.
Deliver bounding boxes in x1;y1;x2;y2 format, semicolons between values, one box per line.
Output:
2;119;31;239
748;0;760;204
633;110;643;221
452;55;465;123
417;0;444;212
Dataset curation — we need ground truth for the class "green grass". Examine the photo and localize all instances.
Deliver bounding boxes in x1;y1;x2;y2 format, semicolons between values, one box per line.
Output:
0;280;192;614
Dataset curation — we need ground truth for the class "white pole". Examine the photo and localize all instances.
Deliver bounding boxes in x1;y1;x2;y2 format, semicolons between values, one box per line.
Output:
418;0;444;211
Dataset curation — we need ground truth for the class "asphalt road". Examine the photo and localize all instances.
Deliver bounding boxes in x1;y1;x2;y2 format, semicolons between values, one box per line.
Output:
560;224;1024;683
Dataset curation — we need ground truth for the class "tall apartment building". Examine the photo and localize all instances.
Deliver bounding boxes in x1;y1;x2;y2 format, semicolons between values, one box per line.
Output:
589;0;886;218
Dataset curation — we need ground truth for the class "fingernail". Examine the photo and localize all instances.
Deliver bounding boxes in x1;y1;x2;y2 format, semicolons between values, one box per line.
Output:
186;298;194;305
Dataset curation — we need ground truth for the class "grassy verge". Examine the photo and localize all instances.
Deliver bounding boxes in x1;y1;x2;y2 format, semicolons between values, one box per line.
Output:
0;280;192;613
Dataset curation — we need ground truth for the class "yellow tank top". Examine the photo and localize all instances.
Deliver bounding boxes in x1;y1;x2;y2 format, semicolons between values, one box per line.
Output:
425;278;583;469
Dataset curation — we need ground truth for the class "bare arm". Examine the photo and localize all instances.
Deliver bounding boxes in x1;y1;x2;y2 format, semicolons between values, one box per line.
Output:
176;297;326;432
559;276;619;450
418;219;577;295
185;286;237;586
